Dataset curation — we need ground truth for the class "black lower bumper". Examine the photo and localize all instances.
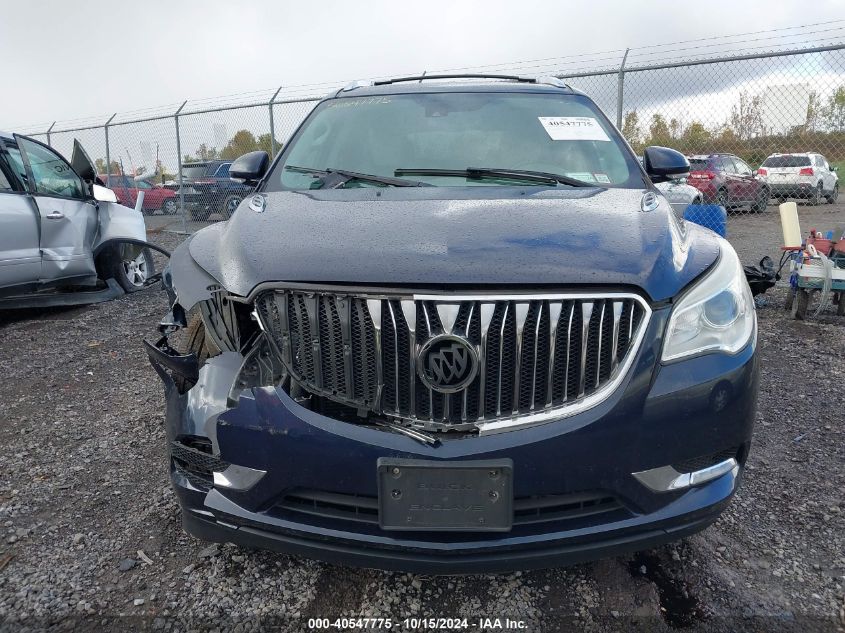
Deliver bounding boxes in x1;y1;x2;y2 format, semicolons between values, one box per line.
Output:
182;503;725;575
768;182;816;198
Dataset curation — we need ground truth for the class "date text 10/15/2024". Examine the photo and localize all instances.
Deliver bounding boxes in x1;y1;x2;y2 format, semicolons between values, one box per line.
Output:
307;617;528;630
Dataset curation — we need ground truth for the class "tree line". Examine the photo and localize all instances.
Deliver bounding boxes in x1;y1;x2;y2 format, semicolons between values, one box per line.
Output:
622;85;845;166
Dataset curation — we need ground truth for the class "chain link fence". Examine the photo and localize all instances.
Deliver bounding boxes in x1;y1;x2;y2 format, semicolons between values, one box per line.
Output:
18;43;845;244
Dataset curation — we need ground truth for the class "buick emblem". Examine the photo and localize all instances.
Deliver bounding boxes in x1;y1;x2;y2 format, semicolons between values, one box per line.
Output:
417;335;479;394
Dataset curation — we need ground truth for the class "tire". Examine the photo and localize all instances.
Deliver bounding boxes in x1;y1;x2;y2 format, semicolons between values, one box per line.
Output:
792;288;810;320
102;244;155;293
810;182;823;206
221;194;243;220
716;188;728;209
826;183;839;204
751;187;770;213
161;199;178;215
838;293;845;317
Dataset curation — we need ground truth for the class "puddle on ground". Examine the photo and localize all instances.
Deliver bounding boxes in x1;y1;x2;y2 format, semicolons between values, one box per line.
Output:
628;551;701;629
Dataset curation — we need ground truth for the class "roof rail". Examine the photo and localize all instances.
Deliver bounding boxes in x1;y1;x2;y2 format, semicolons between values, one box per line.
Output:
371;73;569;88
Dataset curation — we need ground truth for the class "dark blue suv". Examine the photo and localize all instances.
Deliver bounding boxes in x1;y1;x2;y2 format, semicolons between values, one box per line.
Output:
146;75;759;573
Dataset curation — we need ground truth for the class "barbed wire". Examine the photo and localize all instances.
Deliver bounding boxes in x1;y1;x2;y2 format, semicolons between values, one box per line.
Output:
10;21;845;132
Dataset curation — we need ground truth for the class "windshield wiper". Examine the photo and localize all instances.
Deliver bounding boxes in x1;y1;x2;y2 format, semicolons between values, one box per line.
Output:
285;165;429;188
394;167;596;187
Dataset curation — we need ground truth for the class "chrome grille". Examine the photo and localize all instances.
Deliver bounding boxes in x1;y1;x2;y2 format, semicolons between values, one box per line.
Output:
255;289;650;433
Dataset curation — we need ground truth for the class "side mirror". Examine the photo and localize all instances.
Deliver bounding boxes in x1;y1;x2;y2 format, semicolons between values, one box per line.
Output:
92;183;118;203
230;151;270;184
643;146;689;183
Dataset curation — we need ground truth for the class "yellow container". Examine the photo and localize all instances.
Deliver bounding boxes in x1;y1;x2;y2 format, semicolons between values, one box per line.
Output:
779;202;802;249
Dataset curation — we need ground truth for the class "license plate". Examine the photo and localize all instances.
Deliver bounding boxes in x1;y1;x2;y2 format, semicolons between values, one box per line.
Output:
377;458;513;531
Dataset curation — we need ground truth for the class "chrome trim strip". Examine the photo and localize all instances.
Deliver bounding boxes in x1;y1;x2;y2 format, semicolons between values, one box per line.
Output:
496;302;510;416
420;302;435;420
595;300;606;390
632;458;738;493
577;302;594;398
562;301;574;402
610;300;623;373
339;296;353;396
213;464;267;491
545;301;563;408
477;302;496;420
385;300;400;414
306;294;322;388
401;300;417;420
366;299;382;408
511;302;530;415
529;302;543;411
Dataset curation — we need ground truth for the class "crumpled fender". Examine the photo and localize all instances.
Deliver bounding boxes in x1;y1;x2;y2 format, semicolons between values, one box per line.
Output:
91;200;147;255
164;234;220;312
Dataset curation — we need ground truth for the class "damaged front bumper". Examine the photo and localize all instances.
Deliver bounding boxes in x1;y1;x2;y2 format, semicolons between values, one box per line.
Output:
145;300;759;574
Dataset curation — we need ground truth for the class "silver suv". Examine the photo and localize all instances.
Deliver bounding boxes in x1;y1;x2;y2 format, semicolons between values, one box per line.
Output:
0;132;157;308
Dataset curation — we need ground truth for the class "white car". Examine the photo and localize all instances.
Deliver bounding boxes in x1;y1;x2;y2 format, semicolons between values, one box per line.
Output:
638;156;703;215
757;152;839;205
655;178;703;215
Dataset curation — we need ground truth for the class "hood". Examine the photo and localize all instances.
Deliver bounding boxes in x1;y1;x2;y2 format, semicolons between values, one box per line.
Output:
187;187;720;302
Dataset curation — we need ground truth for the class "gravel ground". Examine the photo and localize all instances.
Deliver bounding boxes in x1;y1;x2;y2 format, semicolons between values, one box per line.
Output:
1;202;844;633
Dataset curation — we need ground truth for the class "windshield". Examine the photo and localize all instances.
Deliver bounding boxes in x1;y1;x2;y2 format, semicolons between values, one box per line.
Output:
762;155;811;168
181;164;210;179
268;92;644;190
688;158;713;171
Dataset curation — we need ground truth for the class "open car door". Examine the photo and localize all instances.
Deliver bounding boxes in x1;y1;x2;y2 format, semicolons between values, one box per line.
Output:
15;134;98;284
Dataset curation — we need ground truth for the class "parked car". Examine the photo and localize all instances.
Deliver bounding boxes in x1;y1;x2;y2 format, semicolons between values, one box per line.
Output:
100;173;178;215
0;132;160;307
657;178;704;215
686;153;770;212
639;157;703;214
756;153;839;205
146;76;758;573
167;160;253;221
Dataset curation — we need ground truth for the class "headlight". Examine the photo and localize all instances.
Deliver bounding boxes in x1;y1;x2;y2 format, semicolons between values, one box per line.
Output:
662;241;755;362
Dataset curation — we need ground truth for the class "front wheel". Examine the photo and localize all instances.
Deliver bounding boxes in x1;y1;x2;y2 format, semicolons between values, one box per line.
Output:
161;199;178;215
826;183;839;204
221;194;243;219
101;244;155;293
716;188;728;209
751;187;770;213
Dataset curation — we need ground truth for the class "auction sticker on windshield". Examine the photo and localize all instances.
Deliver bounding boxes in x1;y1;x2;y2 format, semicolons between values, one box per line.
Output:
538;116;611;142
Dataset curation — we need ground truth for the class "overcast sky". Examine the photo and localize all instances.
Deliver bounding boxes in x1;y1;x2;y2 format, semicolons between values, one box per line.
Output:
2;0;844;130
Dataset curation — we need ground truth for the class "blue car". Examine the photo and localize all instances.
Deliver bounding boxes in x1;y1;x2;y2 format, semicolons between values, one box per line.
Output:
146;75;759;573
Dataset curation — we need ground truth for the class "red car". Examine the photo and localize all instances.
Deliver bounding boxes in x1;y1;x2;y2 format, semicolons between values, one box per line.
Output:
100;174;178;215
686;154;770;212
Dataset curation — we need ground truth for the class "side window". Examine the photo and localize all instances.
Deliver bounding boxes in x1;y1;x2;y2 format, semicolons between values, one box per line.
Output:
135;179;152;189
735;159;752;175
0;164;12;191
215;163;231;177
18;137;85;199
717;157;734;173
5;146;28;185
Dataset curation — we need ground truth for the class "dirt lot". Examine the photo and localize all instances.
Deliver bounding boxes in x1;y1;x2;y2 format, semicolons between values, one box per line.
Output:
1;201;844;633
